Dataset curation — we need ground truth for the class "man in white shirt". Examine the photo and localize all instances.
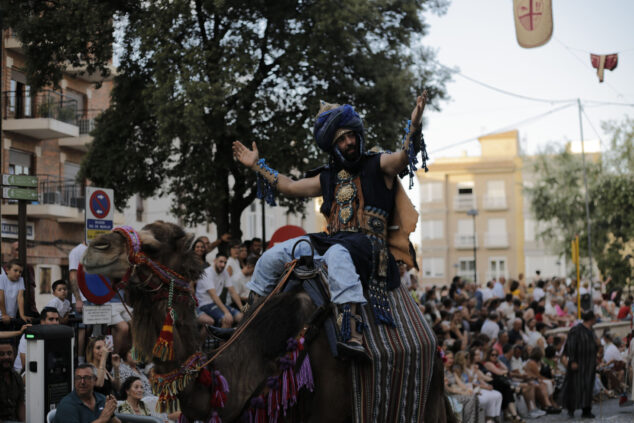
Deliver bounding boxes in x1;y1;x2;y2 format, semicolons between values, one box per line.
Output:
0;260;27;328
196;252;244;328
493;277;505;299
481;281;495;304
14;307;59;372
229;255;257;305
68;242;88;363
533;280;546;302
481;311;500;343
603;333;624;364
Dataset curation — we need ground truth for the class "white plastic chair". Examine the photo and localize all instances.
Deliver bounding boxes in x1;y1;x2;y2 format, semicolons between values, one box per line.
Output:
46;409;57;423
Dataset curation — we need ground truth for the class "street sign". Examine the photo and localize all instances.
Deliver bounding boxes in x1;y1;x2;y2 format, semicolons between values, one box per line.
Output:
77;264;116;305
2;174;38;187
85;187;114;243
2;187;38;201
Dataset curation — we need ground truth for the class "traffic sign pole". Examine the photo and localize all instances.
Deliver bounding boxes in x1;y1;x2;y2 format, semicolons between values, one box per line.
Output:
18;199;29;316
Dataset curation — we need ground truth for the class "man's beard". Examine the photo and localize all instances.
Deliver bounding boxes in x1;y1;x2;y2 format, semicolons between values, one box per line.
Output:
340;145;359;161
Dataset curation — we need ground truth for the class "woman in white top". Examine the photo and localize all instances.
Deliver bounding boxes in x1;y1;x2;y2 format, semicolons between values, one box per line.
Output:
226;241;242;277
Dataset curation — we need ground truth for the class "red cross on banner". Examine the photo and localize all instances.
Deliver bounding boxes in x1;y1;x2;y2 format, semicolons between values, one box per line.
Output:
513;0;553;48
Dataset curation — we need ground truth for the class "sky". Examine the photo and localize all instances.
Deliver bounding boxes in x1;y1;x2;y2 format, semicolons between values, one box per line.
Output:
419;0;633;158
409;0;634;247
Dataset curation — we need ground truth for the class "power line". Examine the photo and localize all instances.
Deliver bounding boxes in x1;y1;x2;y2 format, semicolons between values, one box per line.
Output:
581;108;605;149
430;102;576;154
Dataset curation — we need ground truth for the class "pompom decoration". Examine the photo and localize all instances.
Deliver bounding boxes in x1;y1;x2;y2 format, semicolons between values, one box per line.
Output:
152;308;175;361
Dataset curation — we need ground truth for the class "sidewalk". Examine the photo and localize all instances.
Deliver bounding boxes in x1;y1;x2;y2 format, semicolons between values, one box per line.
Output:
533;398;633;422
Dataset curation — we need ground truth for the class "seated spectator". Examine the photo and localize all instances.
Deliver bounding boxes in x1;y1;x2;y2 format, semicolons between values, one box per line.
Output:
508;318;528;346
0;259;29;328
0;340;25;422
533;280;546;302
118;346;152;397
443;350;480;422
14;307;59;373
523;348;560;414
599;333;626;392
525;319;546;350
196;252;243;328
448;310;468;348
86;336;121;397
117;376;150;416
229;254;258;305
226;240;242;277
454;350;503;423
481;311;500;343
46;279;72;324
481;348;524;421
617;298;632;321
55;363;121;423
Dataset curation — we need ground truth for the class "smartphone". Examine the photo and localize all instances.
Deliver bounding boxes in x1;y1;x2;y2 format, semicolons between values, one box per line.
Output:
105;335;114;351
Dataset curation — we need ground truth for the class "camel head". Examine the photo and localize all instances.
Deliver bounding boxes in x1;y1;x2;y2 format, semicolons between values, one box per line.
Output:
82;220;204;285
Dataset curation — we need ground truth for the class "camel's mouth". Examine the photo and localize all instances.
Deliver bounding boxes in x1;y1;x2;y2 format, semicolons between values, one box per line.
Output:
82;256;127;275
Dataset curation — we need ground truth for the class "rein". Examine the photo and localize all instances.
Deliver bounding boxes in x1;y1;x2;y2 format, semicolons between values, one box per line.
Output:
196;258;299;370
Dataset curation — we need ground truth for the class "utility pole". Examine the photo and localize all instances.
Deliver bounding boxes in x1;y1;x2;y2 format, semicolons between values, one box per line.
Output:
467;208;478;284
577;99;593;286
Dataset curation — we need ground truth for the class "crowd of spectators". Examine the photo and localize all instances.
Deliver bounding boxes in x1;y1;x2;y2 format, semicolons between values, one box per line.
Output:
405;272;634;422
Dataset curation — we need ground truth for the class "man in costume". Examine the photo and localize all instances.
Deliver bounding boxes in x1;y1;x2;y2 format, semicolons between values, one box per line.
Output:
560;310;599;418
232;92;427;359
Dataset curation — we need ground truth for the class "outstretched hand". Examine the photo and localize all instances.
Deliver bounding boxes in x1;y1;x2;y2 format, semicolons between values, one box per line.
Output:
232;141;259;169
411;90;427;127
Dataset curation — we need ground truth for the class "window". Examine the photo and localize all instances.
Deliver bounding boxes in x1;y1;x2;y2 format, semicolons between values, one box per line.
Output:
457;219;474;235
524;219;536;241
457;181;474;196
421;182;443;203
422;257;445;278
487;218;506;234
488;257;507;281
458;258;476;282
9;149;33;175
421;219;443;240
64;162;81;182
484;180;506;209
486;180;505;197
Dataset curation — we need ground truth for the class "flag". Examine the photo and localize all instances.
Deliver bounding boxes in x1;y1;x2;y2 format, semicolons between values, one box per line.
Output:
590;54;618;83
513;0;553;48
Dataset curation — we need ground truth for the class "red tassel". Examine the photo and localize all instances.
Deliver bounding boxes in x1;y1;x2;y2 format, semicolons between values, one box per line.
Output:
153;309;175;361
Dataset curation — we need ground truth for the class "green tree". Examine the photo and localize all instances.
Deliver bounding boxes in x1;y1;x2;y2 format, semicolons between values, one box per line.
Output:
526;117;634;288
3;0;451;237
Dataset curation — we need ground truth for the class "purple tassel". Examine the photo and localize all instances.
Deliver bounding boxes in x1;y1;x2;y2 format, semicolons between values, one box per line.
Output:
178;414;189;423
266;376;280;423
208;411;222;423
214;370;230;393
295;354;314;392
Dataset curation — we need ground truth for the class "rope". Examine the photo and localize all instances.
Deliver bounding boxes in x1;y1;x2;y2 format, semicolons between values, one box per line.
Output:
196;259;299;370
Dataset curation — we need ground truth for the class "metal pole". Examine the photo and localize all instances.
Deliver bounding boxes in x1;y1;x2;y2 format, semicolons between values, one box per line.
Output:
472;214;477;284
577;99;593;285
18;200;29;311
1;24;4;245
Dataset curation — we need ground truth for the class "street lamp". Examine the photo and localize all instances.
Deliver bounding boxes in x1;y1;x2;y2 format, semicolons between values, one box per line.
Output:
466;208;478;284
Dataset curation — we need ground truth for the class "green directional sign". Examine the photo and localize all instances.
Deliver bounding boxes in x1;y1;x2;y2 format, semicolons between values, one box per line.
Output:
2;174;38;187
2;187;38;201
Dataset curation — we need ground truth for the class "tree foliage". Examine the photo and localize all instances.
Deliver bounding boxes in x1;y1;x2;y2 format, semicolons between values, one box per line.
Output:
4;0;451;237
525;117;634;288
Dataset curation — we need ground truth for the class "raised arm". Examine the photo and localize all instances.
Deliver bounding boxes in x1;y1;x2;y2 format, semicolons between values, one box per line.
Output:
380;91;427;178
232;141;321;198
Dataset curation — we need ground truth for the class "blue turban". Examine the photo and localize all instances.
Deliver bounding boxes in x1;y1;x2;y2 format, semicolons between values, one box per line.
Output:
313;104;365;155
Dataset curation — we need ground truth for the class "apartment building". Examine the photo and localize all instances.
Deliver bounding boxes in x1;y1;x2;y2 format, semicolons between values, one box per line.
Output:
1;29;117;287
417;130;525;285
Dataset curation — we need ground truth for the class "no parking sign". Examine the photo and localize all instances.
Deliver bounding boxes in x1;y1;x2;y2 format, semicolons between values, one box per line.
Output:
85;187;114;244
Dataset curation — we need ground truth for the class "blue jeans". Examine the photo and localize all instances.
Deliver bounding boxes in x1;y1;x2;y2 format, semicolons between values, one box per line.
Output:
198;303;240;322
246;236;366;305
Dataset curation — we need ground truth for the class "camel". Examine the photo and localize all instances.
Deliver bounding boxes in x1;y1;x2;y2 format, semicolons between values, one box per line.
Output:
82;221;455;422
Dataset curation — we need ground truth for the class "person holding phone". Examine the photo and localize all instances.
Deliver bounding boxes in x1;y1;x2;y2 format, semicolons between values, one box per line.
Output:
86;336;121;396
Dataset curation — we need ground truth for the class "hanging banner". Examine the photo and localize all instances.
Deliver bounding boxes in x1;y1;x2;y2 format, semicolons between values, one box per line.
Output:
590;54;618;83
513;0;553;48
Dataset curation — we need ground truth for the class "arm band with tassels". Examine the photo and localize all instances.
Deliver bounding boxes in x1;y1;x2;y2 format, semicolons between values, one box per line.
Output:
253;158;279;206
399;120;428;189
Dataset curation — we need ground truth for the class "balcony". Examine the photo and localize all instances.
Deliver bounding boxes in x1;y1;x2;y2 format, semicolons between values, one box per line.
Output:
2;176;85;222
454;233;477;249
454;194;476;211
59;109;103;151
4;32;23;52
484;233;509;248
3;90;79;139
483;195;508;210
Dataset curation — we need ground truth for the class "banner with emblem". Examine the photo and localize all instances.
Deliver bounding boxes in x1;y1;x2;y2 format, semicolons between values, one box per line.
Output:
590;53;618;83
513;0;553;48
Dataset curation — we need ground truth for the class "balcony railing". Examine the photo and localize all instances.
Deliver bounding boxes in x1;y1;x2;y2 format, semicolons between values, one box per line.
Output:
3;90;78;125
454;194;476;211
484;233;509;248
454;233;477;249
38;176;84;209
483;195;507;210
76;109;103;134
